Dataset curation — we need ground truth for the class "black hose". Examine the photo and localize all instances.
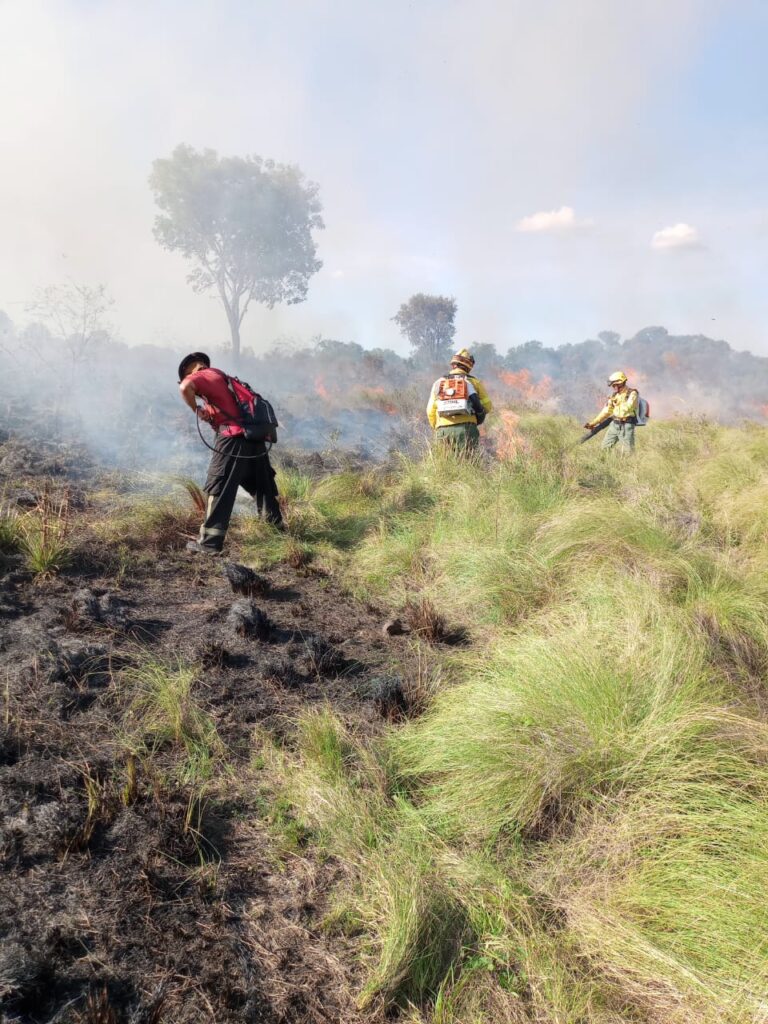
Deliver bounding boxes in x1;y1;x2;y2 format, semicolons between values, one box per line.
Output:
195;412;273;460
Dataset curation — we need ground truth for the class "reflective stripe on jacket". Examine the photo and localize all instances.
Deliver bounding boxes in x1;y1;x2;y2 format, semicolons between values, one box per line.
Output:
427;371;493;429
589;387;639;428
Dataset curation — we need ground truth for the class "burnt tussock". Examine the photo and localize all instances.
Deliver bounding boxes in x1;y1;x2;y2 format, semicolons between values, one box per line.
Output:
224;561;271;597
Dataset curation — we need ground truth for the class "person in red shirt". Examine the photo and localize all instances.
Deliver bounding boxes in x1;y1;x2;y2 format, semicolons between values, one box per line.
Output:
178;351;283;554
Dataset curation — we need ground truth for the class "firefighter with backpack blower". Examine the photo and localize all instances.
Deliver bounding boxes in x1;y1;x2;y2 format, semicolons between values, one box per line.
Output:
427;348;493;451
582;370;649;454
178;352;283;554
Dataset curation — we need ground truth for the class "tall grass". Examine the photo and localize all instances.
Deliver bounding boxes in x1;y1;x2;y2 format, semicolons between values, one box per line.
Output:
538;762;768;1022
261;416;768;1022
391;605;719;842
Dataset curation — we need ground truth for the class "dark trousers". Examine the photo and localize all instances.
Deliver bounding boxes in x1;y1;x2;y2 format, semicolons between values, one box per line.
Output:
199;434;282;551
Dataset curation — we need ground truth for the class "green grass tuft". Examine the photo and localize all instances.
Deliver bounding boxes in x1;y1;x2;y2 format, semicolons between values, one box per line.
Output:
0;510;22;554
18;494;73;576
124;655;223;784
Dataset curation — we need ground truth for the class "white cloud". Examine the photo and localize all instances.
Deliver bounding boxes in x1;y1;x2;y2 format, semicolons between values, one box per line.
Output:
651;222;702;249
516;206;593;233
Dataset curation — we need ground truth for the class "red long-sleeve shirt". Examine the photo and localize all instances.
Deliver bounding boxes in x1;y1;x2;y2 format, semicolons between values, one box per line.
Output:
182;367;244;436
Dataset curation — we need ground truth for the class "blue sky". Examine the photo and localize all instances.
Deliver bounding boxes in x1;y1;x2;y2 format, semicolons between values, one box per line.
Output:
0;0;766;355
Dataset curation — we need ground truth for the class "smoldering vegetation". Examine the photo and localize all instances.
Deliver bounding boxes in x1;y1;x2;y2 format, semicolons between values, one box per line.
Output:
2;307;768;478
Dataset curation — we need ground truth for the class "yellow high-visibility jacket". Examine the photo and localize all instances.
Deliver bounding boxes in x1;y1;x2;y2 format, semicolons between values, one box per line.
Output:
427;370;493;429
588;387;639;428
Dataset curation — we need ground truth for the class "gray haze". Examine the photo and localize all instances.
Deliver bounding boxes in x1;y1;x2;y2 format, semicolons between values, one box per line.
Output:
1;1;767;356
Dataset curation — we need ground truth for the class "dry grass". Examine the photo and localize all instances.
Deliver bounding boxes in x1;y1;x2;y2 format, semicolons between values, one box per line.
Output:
286;538;314;569
122;654;224;784
404;597;450;643
0;507;22;554
174;476;207;514
96;495;201;551
18;490;73;575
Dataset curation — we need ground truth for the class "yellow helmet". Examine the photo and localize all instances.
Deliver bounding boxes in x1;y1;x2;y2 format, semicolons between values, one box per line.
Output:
607;371;628;385
451;348;475;372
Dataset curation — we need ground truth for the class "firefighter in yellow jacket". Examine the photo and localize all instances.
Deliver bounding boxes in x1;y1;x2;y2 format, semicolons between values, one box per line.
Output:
584;371;639;453
427;349;493;450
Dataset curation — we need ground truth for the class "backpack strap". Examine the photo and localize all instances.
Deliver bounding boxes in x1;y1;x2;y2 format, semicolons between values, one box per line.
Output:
203;369;244;429
215;369;239;402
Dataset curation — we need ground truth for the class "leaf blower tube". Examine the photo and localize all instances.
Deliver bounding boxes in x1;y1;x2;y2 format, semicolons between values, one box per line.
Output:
577;419;611;445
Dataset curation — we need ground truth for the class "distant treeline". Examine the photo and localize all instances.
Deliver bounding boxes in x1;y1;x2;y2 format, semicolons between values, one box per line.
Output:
237;325;768;424
0;310;765;467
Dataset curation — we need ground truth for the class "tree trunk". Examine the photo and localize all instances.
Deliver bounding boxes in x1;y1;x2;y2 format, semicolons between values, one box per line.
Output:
228;316;241;367
222;294;241;366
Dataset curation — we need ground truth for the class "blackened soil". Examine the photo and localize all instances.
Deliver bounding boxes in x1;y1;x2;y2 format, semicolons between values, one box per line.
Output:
0;536;411;1023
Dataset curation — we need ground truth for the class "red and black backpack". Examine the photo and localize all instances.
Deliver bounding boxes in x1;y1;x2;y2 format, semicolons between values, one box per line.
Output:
213;371;279;443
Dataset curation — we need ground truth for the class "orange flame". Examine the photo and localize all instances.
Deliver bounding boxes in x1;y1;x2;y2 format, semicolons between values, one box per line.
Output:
314;374;331;401
497;369;552;403
620;366;648;387
496;409;530;460
662;351;680;370
358;386;398;415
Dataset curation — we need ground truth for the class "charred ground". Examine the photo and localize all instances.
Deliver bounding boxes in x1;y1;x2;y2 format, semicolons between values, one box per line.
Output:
0;438;419;1024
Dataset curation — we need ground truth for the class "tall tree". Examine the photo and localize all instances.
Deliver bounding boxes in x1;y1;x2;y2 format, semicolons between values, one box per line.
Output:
149;145;323;363
26;282;114;366
392;293;457;362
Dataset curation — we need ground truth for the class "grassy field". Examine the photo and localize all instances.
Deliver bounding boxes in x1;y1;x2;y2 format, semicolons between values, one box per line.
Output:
256;415;768;1023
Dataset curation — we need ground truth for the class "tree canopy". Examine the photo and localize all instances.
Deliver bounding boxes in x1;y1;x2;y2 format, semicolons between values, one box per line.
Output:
392;293;457;363
149;145;323;362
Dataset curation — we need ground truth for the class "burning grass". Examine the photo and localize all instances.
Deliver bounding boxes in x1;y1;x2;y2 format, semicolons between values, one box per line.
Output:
173;475;207;513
